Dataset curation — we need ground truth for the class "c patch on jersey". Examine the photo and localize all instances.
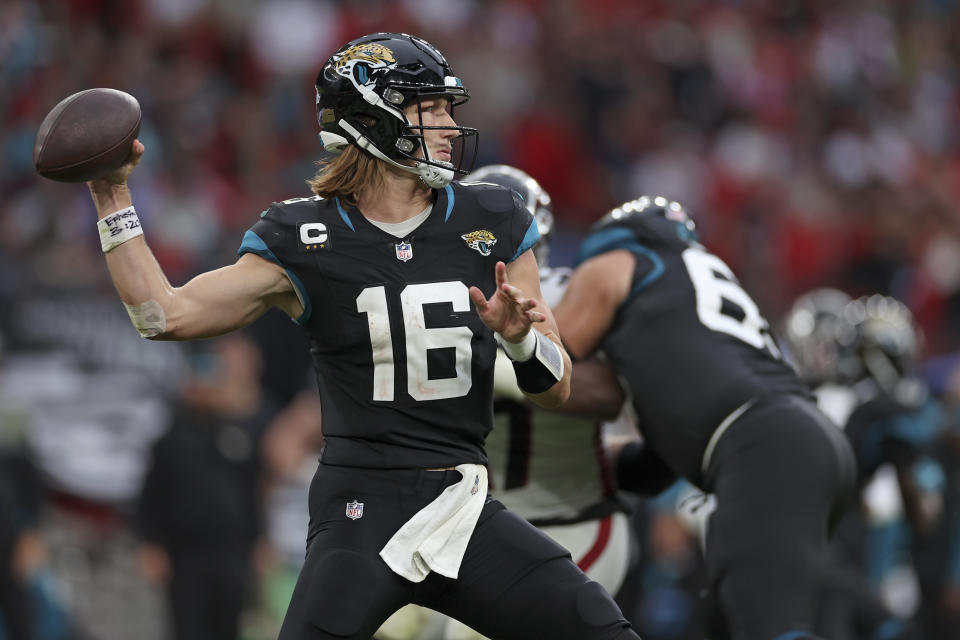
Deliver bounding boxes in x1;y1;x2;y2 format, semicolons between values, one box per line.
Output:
299;222;331;251
461;229;497;256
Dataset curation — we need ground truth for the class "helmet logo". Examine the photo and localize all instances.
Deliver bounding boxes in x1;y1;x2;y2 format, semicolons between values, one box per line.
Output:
461;230;497;257
333;43;396;86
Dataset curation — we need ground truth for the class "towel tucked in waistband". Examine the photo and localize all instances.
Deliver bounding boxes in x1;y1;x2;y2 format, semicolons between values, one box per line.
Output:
379;463;487;583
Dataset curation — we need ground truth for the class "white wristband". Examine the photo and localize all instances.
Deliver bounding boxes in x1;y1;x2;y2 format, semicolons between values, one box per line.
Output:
495;329;537;362
98;206;143;253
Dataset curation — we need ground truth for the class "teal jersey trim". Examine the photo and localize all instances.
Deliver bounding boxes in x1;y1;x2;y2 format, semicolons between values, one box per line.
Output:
575;227;664;299
859;399;942;468
510;218;540;262
335;197;356;231
872;619;905;640
773;633;818;640
444;184;455;222
237;230;312;325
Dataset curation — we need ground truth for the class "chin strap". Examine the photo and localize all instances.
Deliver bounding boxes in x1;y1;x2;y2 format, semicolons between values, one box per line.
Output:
323;119;455;188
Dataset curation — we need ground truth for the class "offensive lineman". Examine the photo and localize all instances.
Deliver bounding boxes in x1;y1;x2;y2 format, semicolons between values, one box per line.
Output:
84;32;639;640
554;196;858;640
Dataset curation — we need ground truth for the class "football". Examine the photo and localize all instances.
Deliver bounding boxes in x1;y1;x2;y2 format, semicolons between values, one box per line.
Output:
34;88;141;183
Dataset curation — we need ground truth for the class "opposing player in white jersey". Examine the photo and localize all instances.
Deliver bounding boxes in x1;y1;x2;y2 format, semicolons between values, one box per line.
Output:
476;165;634;598
375;166;635;640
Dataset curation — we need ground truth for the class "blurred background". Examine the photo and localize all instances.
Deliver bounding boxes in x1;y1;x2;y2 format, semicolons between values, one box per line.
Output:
4;0;960;639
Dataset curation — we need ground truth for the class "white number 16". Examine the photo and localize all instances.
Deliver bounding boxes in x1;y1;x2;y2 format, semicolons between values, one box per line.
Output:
356;282;474;402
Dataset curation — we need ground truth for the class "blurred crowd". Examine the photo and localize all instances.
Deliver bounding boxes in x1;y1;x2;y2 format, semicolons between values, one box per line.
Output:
4;0;960;638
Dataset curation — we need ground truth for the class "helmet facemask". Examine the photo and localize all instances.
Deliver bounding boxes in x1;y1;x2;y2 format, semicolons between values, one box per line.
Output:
392;93;479;188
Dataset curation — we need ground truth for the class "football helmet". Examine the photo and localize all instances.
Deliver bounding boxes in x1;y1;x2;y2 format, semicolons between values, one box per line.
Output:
836;294;920;393
783;288;854;385
316;32;479;188
605;195;696;235
467;165;554;267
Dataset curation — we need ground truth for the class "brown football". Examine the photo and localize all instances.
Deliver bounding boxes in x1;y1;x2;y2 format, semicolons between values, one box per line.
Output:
34;88;141;183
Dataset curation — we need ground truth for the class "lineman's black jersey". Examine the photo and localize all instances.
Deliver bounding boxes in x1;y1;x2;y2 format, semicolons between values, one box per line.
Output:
575;211;810;485
239;183;538;469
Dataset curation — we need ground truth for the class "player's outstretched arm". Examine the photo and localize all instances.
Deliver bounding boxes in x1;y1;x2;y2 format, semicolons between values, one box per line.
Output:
553;249;635;360
87;141;301;341
561;358;626;420
469;251;572;408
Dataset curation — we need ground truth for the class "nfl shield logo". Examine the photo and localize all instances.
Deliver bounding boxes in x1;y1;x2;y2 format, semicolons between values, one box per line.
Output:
395;242;413;262
346;500;364;520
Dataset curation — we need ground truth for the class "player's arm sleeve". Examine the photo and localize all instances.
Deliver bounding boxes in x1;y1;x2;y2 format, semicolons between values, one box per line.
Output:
559;357;626;420
574;225;663;301
507;190;539;263
238;208;313;325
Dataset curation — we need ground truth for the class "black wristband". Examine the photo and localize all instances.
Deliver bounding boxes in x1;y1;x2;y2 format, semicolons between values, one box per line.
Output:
512;330;564;394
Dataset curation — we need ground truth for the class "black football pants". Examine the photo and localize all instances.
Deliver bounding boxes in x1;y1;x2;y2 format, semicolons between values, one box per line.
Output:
278;464;639;640
703;395;857;640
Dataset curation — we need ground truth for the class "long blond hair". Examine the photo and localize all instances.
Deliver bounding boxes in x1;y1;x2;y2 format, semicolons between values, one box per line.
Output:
307;146;389;206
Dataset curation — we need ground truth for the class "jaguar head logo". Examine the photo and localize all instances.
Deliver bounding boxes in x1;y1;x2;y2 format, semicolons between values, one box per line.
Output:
461;230;497;256
333;43;396;85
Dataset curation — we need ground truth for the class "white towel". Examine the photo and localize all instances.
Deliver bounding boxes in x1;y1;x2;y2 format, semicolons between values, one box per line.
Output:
380;463;487;583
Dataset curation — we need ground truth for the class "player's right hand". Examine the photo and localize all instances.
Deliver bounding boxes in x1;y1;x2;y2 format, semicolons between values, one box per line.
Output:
88;139;145;187
469;261;545;342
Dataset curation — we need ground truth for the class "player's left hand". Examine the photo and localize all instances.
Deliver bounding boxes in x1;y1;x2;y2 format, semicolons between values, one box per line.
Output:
470;261;545;342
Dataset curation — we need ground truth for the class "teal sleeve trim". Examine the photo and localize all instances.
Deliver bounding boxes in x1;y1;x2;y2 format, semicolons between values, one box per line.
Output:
510;217;540;262
237;230;312;325
575;227;635;266
628;244;664;298
575;227;664;299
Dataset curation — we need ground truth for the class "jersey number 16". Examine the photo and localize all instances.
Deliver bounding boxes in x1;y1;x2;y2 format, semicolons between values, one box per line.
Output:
357;281;473;402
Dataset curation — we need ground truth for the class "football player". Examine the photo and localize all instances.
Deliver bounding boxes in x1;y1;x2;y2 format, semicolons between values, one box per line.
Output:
784;292;929;639
473;165;634;605
833;297;944;632
83;32;639;640
554;196;858;640
376;165;636;640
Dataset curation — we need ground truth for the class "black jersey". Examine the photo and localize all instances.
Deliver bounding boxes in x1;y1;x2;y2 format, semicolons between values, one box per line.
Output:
239;183;538;469
575;211;810;485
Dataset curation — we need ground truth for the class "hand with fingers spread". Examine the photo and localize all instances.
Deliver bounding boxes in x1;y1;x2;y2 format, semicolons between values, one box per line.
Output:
469;261;545;343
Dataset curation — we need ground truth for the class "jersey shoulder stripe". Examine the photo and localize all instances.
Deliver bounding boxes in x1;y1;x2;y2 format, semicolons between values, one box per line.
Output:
451;182;538;263
237;230;312;325
511;219;540;262
574;226;665;298
442;184;455;222
237;196;332;324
